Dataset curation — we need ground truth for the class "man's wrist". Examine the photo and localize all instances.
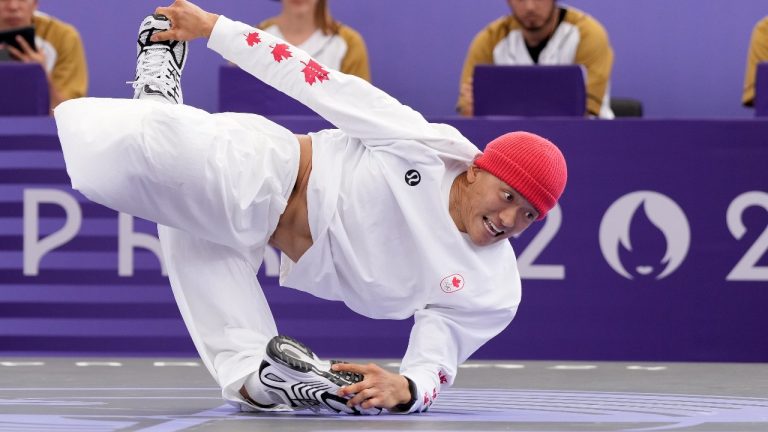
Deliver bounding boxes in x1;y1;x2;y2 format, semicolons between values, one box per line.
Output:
391;376;417;412
203;13;220;38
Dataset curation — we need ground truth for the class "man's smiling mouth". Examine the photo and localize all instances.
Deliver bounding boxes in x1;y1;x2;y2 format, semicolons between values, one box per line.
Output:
483;216;504;237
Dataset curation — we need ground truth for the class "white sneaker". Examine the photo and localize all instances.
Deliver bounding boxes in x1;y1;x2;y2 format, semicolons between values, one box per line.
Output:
129;14;187;103
259;335;382;415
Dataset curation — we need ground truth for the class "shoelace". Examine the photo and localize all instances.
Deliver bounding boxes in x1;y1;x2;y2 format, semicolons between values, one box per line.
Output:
126;45;174;93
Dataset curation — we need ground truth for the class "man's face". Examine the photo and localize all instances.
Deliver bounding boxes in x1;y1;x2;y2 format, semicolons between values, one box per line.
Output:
461;166;539;247
507;0;556;32
0;0;37;30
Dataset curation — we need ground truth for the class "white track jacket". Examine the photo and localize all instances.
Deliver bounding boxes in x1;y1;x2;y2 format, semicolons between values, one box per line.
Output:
210;16;522;413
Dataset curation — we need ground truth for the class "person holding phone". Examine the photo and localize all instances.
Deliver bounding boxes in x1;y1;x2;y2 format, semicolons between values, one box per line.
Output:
0;0;87;109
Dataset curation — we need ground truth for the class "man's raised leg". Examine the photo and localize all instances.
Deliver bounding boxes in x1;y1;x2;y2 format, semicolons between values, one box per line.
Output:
55;13;300;411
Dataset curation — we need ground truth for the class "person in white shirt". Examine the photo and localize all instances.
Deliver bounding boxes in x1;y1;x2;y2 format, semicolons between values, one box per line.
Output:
258;0;370;81
54;0;567;415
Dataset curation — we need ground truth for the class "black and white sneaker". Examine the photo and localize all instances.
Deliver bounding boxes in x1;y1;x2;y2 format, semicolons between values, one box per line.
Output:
259;335;382;415
128;14;187;103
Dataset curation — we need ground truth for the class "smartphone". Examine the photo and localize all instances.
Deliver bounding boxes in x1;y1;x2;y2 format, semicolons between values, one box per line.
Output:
0;26;36;54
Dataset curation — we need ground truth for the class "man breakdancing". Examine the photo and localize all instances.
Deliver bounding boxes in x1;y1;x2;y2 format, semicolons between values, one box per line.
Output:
54;0;567;415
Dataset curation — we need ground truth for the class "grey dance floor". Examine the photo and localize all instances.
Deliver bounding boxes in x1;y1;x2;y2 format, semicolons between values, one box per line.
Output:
0;357;766;431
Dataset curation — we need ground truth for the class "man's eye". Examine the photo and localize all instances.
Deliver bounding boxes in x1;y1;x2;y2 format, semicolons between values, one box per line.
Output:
525;212;535;221
504;192;514;201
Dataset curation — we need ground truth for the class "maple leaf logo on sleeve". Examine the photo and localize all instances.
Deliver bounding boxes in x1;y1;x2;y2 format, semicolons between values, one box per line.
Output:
245;31;261;47
300;59;330;85
270;43;292;62
438;370;448;384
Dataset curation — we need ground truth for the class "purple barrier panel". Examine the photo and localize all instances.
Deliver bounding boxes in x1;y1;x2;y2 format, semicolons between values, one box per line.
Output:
0;251;164;270
219;65;318;116
0;64;49;116
438;117;768;362
0;151;65;169
473;65;586;117
0;284;174;302
0;318;186;336
1;117;768;361
755;63;768;117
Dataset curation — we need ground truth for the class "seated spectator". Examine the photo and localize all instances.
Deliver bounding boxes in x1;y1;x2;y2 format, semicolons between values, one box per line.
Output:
0;0;87;110
742;16;768;107
458;0;614;119
258;0;370;81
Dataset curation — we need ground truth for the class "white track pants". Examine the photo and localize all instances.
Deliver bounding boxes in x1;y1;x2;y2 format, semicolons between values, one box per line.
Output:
55;98;300;409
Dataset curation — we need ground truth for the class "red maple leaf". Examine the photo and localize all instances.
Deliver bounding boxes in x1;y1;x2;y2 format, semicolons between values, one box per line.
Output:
438;370;448;384
423;392;430;405
432;388;438;400
245;31;261;47
270;43;292;62
452;277;461;288
300;59;330;85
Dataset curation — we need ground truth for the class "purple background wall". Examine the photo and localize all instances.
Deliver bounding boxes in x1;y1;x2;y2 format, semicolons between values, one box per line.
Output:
40;0;767;119
2;116;768;361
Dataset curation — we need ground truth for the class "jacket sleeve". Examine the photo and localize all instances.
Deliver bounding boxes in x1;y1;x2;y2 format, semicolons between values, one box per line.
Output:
743;17;768;106
394;305;516;413
338;25;371;82
573;15;613;117
457;24;496;116
208;16;437;141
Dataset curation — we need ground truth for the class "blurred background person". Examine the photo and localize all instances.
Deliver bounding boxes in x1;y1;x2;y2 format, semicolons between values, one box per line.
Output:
0;0;87;110
742;16;768;107
457;0;613;118
258;0;370;81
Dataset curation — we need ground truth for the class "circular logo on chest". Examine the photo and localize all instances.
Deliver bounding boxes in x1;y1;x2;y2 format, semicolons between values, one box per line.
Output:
440;274;465;293
405;169;421;186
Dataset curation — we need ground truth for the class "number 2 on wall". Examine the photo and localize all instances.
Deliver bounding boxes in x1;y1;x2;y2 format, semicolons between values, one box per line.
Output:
516;192;768;282
726;191;768;281
517;204;565;280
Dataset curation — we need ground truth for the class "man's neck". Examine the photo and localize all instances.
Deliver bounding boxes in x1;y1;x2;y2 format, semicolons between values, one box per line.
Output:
449;172;468;233
521;8;559;47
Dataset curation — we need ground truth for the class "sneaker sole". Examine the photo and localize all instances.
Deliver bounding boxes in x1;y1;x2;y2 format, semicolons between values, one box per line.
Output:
260;336;381;415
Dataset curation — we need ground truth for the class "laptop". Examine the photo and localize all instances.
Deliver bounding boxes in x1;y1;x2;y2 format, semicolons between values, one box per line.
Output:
472;65;586;117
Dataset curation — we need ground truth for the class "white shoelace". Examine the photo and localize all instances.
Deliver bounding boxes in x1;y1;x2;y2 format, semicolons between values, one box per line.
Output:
126;45;173;92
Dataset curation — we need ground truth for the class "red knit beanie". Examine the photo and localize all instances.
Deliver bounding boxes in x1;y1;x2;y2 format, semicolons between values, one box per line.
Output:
475;132;567;220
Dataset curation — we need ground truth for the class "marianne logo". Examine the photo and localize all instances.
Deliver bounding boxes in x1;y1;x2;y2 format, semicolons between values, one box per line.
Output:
440;274;464;293
405;169;421;186
599;191;690;280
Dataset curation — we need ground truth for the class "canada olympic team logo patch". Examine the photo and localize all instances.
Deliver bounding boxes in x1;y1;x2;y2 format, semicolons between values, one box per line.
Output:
440;274;464;293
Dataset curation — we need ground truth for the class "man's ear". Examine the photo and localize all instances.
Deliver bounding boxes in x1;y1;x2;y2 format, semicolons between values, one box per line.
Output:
467;164;480;183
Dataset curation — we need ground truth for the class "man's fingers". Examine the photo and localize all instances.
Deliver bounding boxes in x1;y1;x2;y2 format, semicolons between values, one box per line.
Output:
155;6;172;18
151;29;178;42
332;362;369;374
5;44;24;60
346;388;373;407
360;397;381;409
338;381;365;396
15;35;33;54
